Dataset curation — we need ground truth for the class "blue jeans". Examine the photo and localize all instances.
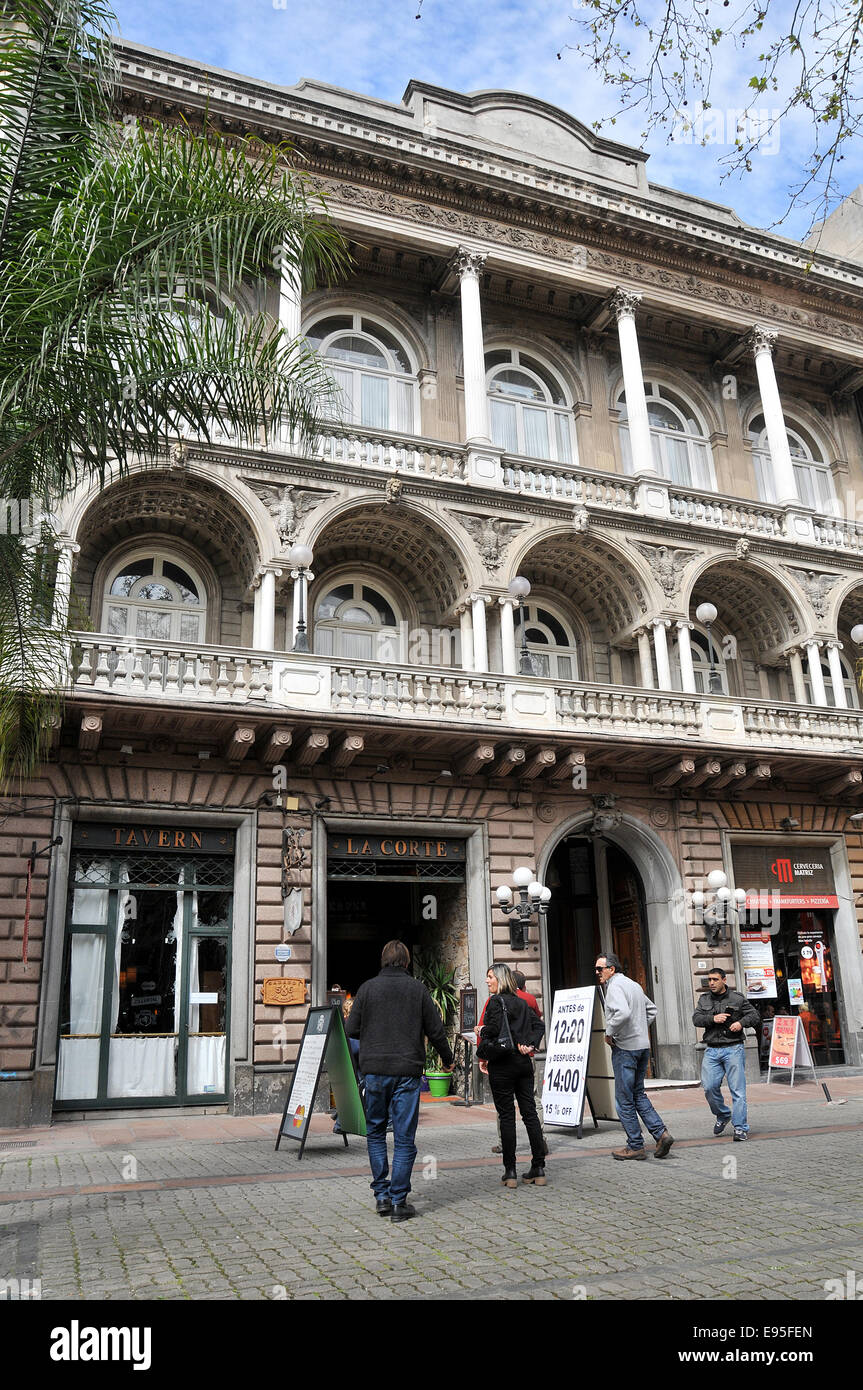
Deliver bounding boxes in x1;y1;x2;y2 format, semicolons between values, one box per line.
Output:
611;1047;667;1150
363;1074;422;1206
701;1045;748;1132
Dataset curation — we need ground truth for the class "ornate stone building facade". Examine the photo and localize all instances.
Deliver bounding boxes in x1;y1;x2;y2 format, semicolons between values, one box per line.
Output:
4;41;863;1124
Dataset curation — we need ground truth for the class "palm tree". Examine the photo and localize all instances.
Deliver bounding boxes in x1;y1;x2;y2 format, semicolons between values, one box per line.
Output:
0;0;348;785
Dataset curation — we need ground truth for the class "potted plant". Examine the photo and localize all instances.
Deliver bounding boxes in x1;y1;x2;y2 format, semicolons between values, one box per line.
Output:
414;948;459;1097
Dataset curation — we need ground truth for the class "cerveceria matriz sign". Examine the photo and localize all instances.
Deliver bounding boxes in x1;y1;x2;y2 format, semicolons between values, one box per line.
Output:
731;844;838;909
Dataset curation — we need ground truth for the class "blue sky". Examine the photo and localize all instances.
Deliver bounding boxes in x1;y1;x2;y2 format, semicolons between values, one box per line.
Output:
109;0;862;246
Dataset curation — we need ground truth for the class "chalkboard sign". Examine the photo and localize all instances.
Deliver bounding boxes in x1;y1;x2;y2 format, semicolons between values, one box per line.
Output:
459;985;478;1033
275;1006;366;1158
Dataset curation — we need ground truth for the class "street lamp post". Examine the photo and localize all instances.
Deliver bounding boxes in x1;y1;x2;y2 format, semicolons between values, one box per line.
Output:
288;543;314;654
495;866;551;951
695;601;722;694
508;576;537;677
691;869;746;947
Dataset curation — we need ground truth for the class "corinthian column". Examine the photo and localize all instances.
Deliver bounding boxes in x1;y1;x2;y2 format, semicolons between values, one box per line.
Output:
52;539;80;629
805;640;828;707
279;242;303;340
611;289;653;476
453;247;490;444
826;640;848;709
748;326;799;505
676;620;697;694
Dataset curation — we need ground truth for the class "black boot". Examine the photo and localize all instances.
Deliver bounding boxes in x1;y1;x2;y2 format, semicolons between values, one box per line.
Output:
501;1167;517;1188
522;1163;546;1186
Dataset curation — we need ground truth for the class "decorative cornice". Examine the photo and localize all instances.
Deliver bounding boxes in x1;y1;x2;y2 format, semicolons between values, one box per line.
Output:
313;178;863;351
113;43;863;305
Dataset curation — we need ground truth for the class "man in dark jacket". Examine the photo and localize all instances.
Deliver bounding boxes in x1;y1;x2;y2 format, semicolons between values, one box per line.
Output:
345;940;453;1223
692;968;760;1141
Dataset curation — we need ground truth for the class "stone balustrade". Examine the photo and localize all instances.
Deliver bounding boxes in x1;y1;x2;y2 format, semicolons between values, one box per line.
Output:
68;636;863;756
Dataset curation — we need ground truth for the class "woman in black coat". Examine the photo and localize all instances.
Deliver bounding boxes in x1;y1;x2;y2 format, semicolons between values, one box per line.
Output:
478;963;547;1187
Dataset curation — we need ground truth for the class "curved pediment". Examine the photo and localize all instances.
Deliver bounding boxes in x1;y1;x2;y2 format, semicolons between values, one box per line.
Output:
402;82;648;192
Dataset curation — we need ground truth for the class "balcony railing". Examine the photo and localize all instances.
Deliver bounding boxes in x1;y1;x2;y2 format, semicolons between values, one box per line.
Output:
177;416;853;552
68;634;863;756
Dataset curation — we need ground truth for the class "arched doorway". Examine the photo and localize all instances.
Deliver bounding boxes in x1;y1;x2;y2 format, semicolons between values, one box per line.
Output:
540;814;694;1079
545;836;655;1068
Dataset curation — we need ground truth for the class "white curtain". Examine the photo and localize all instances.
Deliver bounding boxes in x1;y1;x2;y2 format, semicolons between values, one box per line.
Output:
187;909;225;1094
188;912;200;1033
490;398;518;454
56;932;107;1102
69;934;105;1033
171;885;184;1035
108;1037;176;1098
56;1038;102;1101
523;406;550;461
111;873;133;1031
187;1035;225;1095
361;373;388;429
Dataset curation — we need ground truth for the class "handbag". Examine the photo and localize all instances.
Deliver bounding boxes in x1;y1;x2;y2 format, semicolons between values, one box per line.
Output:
475;995;516;1060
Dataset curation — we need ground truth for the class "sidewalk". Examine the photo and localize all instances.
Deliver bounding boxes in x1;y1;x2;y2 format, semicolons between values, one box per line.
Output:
2;1076;861;1301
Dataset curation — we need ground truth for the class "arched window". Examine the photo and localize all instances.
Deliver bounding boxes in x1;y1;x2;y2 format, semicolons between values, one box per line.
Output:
102;554;206;644
803;653;860;709
748;415;836;512
486;350;574;463
618;381;713;490
306;314;418;433
672;626;729;694
517;602;579;680
313;580;401;661
689;627;729;695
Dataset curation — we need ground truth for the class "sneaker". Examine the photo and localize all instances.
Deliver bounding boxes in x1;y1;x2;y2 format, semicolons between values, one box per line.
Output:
375;1197;393;1216
390;1202;417;1222
654;1131;674;1159
713;1118;730;1136
733;1128;749;1142
522;1164;547;1186
612;1146;647;1161
501;1168;518;1189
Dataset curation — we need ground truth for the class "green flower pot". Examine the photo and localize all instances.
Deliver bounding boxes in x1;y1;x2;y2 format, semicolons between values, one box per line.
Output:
425;1070;452;1098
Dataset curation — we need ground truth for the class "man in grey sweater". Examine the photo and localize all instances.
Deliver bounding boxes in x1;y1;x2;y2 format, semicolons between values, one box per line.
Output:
597;952;674;1161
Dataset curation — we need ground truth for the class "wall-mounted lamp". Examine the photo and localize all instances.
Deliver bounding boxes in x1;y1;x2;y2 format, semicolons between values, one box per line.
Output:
495;866;551;951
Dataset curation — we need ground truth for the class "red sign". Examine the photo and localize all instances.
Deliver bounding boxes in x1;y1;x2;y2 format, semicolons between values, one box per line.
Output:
733;845;838;909
769;1016;798;1069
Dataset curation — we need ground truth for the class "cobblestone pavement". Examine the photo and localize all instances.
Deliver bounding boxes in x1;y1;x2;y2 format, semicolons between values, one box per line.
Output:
1;1081;862;1301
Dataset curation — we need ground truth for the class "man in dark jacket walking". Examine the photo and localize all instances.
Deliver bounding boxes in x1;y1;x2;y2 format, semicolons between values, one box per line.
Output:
345;940;453;1223
693;968;760;1140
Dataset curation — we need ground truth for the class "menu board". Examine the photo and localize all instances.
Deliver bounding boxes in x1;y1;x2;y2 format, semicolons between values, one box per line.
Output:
769;1016;797;1069
275;1006;366;1156
739;932;778;999
767;1015;815;1085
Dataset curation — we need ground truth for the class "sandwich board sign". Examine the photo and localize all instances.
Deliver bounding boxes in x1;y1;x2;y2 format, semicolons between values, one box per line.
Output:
766;1015;816;1087
585;989;617;1122
542;986;597;1137
275;1005;366;1157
